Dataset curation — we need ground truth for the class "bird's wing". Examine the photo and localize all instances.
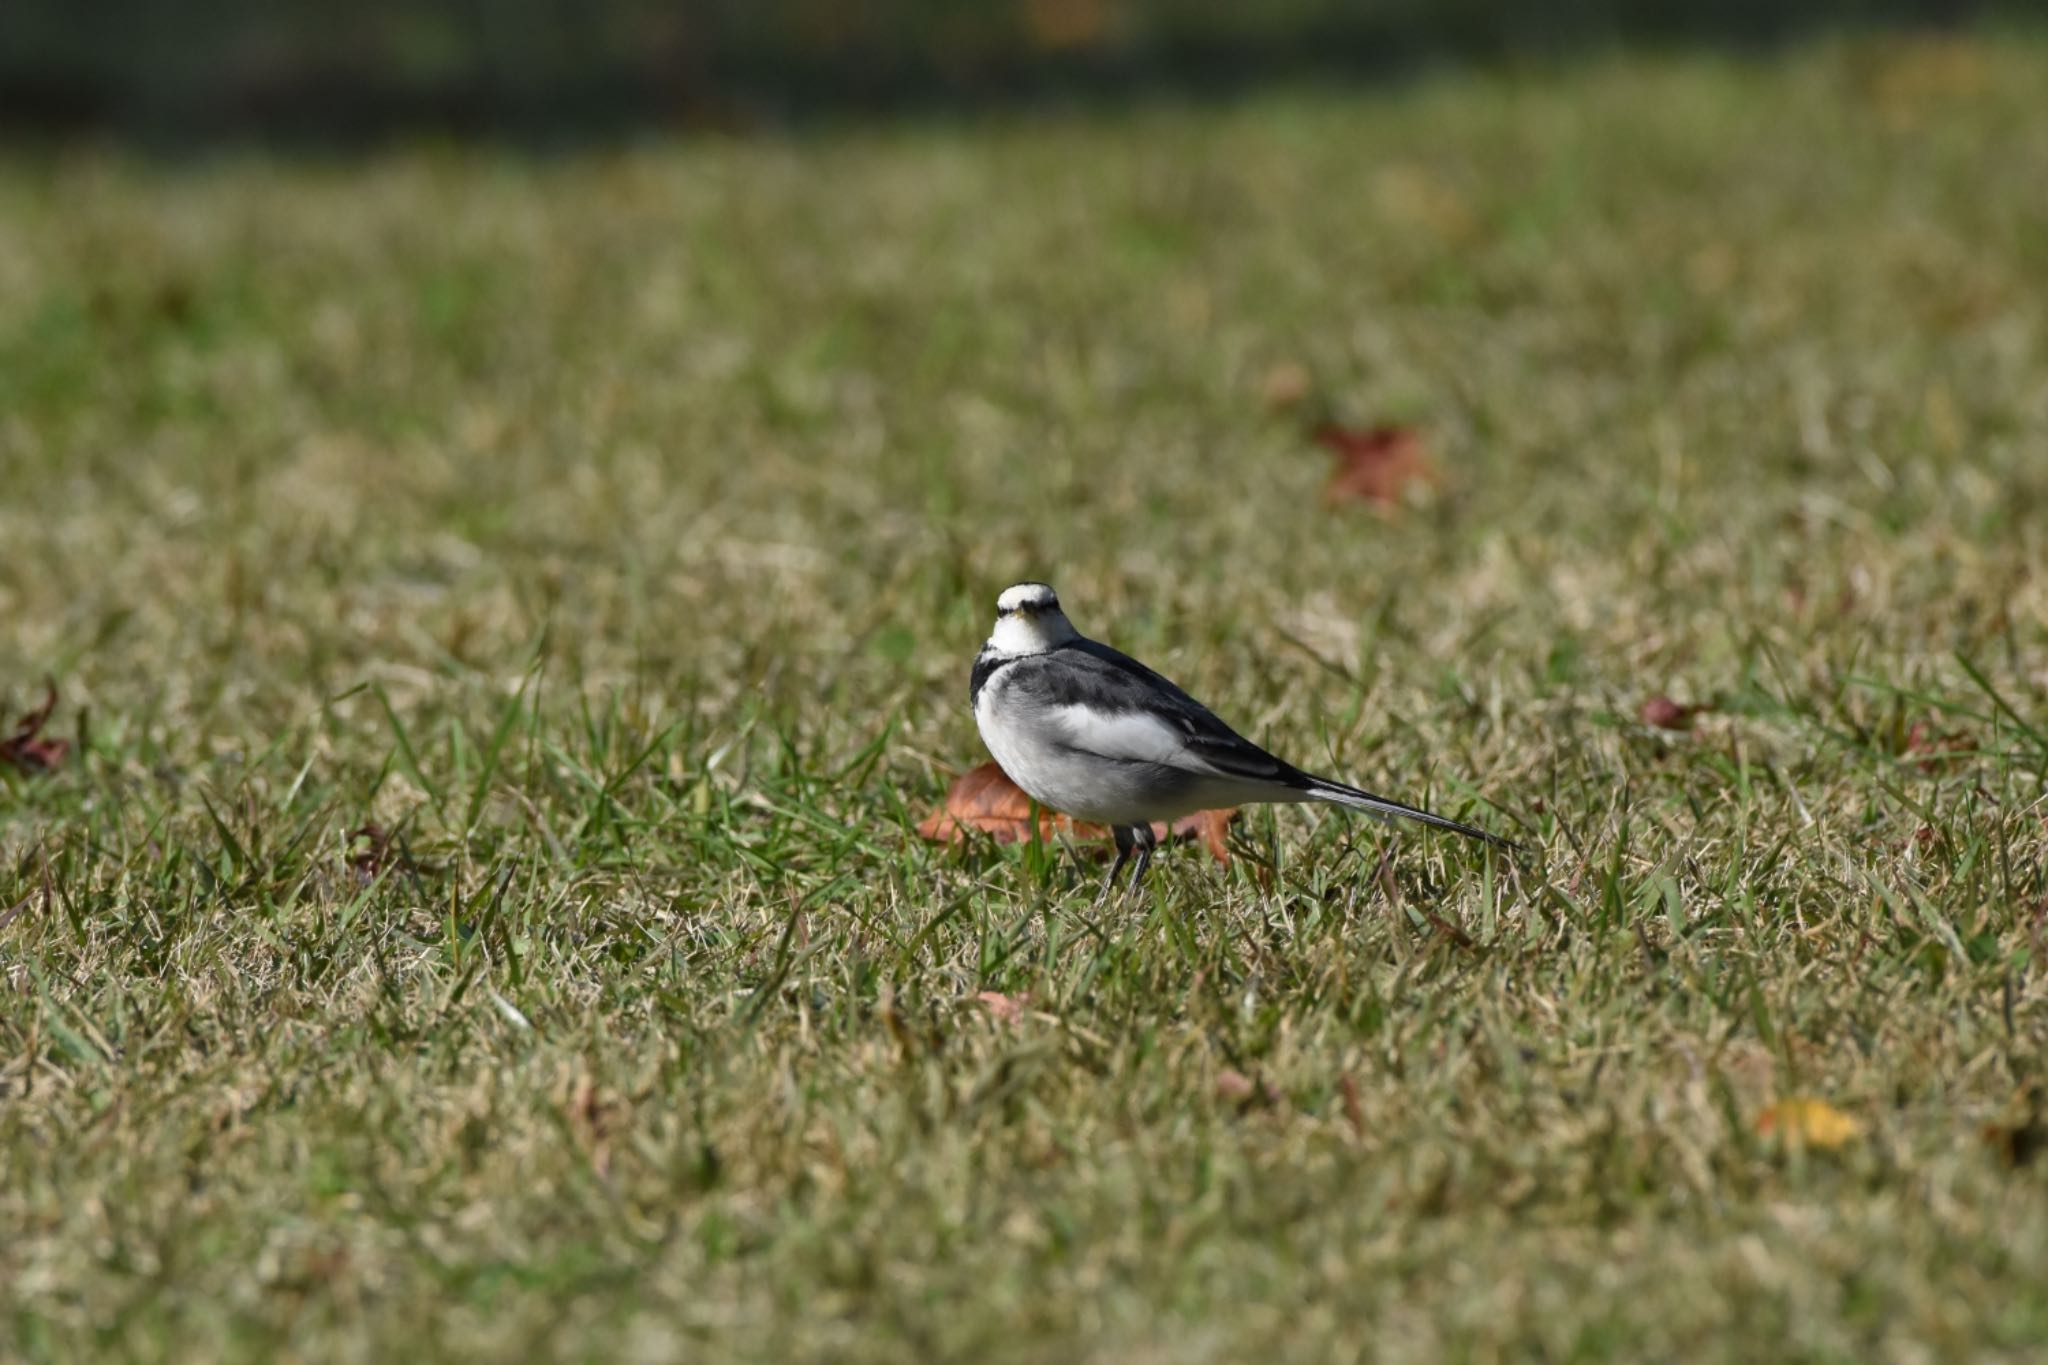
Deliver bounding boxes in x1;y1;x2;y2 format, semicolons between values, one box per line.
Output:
1011;642;1294;783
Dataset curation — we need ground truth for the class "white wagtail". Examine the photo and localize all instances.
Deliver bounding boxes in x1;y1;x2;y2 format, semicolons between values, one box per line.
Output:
971;582;1517;899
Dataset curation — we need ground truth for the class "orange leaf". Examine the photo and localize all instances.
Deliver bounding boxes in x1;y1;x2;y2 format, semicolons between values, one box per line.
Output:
1164;807;1236;866
917;761;1097;845
1755;1097;1862;1149
918;761;1237;866
1313;422;1442;510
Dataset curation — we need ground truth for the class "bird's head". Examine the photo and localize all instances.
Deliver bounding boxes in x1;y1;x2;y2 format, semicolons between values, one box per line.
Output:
985;581;1078;657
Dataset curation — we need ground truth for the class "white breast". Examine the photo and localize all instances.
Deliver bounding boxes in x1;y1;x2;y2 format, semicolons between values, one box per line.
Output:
974;670;1220;826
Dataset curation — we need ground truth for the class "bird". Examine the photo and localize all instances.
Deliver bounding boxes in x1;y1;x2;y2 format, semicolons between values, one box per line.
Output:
970;581;1517;901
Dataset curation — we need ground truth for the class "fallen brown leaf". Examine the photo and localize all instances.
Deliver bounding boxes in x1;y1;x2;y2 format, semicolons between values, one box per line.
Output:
974;991;1032;1025
1639;696;1708;730
1755;1097;1862;1149
1903;720;1971;771
1313;422;1442;510
1;683;71;773
1166;806;1235;865
918;761;1082;845
918;761;1237;865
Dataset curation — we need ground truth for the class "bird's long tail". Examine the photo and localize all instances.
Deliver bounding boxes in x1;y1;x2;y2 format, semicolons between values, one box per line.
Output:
1299;776;1519;851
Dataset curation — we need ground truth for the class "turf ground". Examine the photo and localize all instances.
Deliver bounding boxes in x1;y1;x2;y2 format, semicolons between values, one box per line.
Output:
4;31;2048;1363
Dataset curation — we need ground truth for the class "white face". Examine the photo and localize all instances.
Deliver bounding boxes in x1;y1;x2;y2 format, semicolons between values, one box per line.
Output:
986;582;1078;656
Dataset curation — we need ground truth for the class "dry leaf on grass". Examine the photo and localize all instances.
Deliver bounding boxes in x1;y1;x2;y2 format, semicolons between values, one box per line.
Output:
918;761;1237;865
1312;422;1442;510
1168;806;1235;865
2;683;71;774
1755;1097;1862;1149
1639;696;1709;731
918;761;1074;845
1903;720;1972;771
974;991;1032;1025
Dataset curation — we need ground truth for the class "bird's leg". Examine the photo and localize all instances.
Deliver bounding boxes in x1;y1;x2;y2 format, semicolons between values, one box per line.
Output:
1123;822;1157;902
1097;825;1135;906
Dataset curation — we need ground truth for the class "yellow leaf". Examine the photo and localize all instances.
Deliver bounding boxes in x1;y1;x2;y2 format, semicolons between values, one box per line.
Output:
1756;1098;1863;1149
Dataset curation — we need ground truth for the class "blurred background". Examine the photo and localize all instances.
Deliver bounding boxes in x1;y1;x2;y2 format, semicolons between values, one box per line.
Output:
0;0;2008;142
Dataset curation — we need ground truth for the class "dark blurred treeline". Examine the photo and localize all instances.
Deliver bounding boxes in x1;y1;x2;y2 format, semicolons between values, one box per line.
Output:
0;0;2008;143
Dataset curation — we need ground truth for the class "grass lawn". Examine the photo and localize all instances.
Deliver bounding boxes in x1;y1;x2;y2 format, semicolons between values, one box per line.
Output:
5;31;2048;1362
